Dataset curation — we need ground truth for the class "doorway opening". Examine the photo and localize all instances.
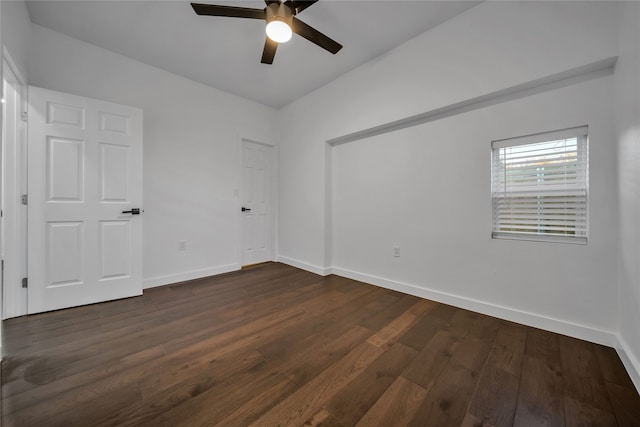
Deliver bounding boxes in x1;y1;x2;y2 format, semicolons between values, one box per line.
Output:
2;54;28;319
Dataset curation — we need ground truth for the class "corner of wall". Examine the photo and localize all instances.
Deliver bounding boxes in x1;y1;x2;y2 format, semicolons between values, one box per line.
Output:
614;0;640;395
276;255;332;276
616;334;640;392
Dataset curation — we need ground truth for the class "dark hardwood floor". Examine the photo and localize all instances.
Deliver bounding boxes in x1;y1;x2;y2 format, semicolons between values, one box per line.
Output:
1;262;639;426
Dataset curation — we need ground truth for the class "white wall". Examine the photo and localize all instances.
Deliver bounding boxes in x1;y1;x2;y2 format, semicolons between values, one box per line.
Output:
278;1;627;352
615;2;640;388
1;0;30;78
278;1;620;271
28;24;279;288
332;76;617;340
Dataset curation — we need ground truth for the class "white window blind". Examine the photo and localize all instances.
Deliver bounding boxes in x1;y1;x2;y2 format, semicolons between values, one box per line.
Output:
491;126;588;244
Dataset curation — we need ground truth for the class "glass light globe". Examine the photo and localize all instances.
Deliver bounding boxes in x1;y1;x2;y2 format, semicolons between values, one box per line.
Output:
266;20;292;43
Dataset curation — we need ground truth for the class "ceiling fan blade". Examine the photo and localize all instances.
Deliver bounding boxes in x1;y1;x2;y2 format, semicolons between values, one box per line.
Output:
191;3;265;19
284;0;318;15
261;38;278;64
291;17;342;54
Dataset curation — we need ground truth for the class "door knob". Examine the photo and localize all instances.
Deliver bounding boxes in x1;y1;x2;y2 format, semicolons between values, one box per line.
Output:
241;207;251;212
122;208;141;215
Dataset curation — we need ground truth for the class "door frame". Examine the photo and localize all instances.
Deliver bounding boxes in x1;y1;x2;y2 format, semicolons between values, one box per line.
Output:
2;48;28;319
237;136;277;267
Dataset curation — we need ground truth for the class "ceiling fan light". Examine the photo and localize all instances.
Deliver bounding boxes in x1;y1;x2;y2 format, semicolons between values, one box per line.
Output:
266;20;292;43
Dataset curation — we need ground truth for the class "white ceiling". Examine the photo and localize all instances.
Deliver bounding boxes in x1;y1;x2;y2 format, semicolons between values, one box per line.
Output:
26;1;479;108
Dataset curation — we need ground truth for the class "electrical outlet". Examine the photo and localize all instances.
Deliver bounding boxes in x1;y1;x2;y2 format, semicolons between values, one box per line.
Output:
178;240;187;251
392;246;400;257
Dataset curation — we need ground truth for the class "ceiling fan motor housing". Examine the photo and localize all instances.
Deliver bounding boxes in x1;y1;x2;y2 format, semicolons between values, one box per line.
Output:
266;2;293;26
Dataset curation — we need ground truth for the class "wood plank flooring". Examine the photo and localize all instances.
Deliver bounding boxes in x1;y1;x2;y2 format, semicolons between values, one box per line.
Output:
1;262;639;426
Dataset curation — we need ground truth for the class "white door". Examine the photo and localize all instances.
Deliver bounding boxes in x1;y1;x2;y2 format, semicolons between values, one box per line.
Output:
240;140;273;266
28;86;143;314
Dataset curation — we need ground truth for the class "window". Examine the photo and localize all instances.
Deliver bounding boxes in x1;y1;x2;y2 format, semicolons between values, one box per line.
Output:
491;126;588;244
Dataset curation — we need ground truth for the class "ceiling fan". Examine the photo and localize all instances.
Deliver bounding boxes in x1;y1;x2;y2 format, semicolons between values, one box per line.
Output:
191;0;343;64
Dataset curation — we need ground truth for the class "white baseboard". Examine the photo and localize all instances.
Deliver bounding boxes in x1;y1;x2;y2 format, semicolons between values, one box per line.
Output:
143;263;241;289
615;334;640;393
331;266;618;348
276;255;331;276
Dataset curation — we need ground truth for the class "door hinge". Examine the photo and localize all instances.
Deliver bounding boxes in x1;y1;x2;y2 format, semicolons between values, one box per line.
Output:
21;277;28;288
21;111;28;122
21;194;28;205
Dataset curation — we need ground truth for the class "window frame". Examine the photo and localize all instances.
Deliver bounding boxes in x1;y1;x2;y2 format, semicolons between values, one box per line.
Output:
490;126;589;245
